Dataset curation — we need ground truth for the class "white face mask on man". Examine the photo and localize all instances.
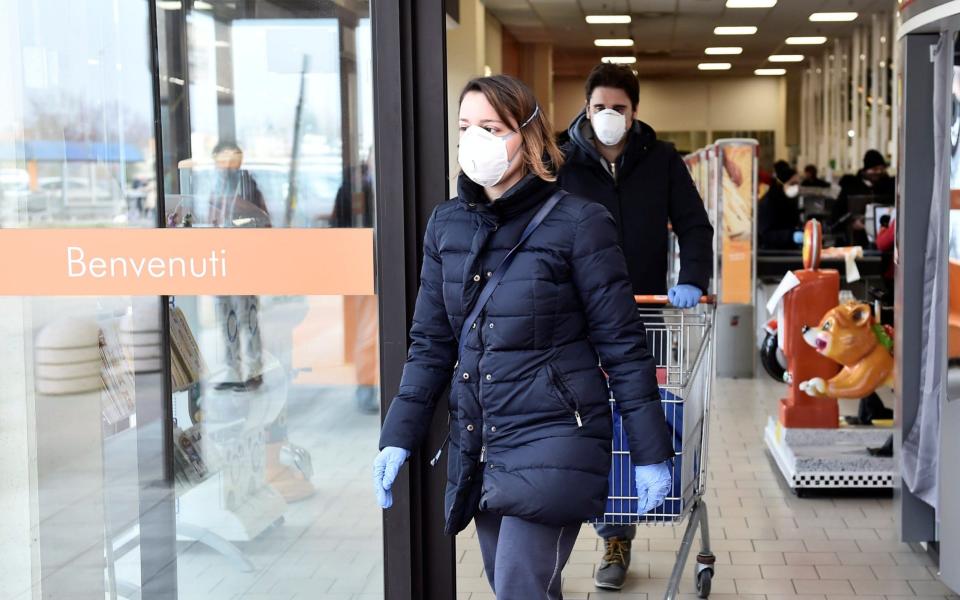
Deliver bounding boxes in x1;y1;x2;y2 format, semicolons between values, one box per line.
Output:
784;184;800;199
591;108;628;146
458;106;539;188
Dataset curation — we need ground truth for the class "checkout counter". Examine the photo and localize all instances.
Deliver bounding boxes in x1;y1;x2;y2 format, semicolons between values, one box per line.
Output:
758;249;886;298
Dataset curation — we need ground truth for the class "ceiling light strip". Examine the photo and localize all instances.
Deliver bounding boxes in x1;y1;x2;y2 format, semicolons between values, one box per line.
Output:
714;26;758;35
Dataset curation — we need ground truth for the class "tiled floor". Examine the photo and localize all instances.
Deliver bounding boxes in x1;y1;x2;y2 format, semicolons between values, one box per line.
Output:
455;377;958;600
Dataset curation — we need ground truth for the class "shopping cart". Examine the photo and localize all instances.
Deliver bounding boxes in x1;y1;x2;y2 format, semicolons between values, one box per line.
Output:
592;295;716;599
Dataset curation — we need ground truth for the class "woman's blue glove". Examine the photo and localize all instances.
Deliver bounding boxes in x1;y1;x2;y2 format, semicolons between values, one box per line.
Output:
373;446;411;509
793;230;804;245
635;460;673;515
667;284;702;309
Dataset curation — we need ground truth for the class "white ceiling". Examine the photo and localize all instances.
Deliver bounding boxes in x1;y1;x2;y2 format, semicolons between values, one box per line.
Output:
483;0;895;77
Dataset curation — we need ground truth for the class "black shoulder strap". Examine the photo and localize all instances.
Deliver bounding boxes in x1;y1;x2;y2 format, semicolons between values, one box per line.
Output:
457;190;568;358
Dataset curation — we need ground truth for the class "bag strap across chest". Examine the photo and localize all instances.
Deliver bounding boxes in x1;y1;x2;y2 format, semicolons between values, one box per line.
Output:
457;190;568;359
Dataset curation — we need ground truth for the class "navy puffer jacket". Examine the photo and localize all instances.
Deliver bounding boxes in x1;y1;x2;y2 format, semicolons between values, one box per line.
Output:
379;173;674;535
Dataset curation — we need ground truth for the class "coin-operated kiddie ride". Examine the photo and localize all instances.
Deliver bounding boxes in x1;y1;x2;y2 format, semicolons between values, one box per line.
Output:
763;220;895;494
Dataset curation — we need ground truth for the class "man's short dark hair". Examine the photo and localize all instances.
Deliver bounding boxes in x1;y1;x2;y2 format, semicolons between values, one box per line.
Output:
804;164;817;176
585;63;639;110
212;140;242;156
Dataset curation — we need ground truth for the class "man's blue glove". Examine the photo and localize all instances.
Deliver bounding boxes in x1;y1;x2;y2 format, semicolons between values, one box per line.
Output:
668;284;702;309
793;230;804;245
373;446;411;509
635;460;673;515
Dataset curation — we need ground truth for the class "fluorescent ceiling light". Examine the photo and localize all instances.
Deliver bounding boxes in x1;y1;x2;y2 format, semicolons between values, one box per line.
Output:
809;12;858;22
705;47;743;55
602;56;637;64
586;15;632;24
594;38;634;47
755;68;786;76
698;62;732;71
156;1;182;9
769;54;805;62
727;0;776;7
194;0;213;8
714;26;758;35
786;36;827;45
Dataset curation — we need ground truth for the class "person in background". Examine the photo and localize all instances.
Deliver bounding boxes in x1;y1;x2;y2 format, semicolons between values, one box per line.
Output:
331;150;381;414
876;215;895;297
557;62;714;591
208;141;271;228
832;149;895;246
758;160;804;251
802;164;830;188
373;75;675;600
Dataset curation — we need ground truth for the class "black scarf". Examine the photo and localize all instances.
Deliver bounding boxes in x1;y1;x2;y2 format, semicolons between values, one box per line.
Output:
455;173;559;316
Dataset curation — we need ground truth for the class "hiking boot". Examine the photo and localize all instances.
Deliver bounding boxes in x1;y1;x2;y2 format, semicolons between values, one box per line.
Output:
595;537;632;590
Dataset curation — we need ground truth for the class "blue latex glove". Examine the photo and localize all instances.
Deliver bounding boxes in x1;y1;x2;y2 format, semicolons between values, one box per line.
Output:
373;446;411;509
667;284;702;309
793;230;804;245
635;460;673;515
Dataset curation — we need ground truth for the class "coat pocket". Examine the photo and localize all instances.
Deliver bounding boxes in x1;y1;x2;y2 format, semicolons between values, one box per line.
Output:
546;364;583;428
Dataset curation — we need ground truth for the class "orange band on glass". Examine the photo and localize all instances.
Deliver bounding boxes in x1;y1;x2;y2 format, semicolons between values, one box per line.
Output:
0;228;375;296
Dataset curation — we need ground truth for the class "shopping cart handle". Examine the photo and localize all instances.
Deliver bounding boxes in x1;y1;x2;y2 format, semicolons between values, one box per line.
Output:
634;294;716;306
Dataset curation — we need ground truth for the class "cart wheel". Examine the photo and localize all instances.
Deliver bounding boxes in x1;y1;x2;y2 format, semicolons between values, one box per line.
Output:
695;568;713;598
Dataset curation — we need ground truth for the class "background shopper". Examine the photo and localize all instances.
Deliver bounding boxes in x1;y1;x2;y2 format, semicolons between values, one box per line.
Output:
832;149;896;246
558;63;714;312
802;164;831;188
758;160;804;250
372;75;675;600
557;62;713;590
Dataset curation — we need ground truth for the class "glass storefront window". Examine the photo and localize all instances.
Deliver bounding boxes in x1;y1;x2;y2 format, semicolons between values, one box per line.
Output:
2;1;380;599
2;3;168;600
1;1;158;228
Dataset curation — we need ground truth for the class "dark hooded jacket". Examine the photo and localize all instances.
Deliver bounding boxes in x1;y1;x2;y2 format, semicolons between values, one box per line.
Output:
379;173;675;535
558;112;714;295
758;183;801;250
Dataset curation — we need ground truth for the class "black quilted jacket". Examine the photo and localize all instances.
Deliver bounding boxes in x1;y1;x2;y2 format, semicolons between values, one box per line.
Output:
559;113;714;295
379;173;674;535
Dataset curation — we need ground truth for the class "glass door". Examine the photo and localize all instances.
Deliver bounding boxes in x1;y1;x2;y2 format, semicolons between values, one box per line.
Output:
154;1;382;599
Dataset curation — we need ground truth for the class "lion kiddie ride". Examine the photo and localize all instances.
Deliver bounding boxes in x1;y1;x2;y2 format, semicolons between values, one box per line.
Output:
762;220;895;495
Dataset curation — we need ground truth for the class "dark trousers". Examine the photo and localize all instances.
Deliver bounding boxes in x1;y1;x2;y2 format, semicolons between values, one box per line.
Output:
474;511;581;600
594;522;636;541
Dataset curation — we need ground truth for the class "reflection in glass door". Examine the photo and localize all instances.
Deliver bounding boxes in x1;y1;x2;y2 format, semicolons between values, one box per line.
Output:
155;2;382;599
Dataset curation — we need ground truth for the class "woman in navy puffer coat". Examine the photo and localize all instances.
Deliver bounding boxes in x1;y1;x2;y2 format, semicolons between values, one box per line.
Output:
374;76;674;599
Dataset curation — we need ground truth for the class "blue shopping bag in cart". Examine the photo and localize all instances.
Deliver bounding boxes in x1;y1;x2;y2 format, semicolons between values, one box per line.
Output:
599;387;684;523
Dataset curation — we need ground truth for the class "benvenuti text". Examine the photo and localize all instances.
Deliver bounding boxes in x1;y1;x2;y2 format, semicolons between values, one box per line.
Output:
66;247;228;279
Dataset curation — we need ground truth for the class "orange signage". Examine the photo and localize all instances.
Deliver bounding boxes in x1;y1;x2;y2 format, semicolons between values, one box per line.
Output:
0;228;375;296
719;142;755;305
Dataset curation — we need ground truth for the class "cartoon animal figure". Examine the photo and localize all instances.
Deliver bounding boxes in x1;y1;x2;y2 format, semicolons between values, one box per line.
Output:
798;301;894;399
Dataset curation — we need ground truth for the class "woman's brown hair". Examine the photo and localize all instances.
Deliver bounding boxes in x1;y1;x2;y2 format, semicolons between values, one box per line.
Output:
458;75;564;181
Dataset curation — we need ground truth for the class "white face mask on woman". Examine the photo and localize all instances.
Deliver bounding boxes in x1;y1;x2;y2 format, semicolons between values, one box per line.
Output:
784;184;800;199
591;108;628;146
458;106;539;188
